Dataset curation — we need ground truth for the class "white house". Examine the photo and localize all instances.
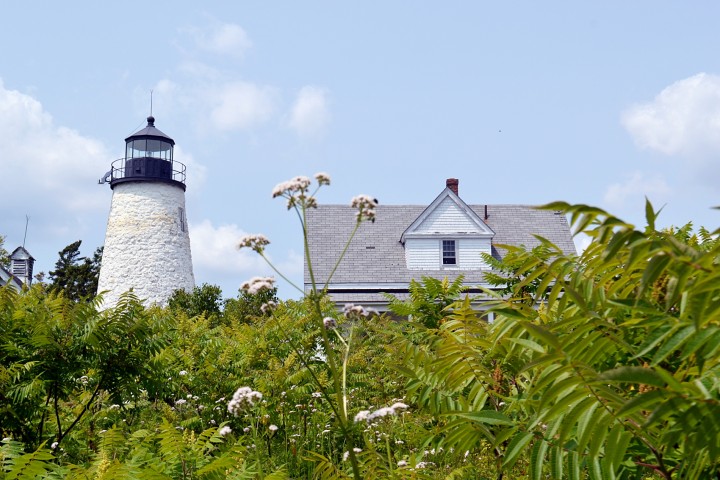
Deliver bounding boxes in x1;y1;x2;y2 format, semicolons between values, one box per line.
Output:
304;178;576;312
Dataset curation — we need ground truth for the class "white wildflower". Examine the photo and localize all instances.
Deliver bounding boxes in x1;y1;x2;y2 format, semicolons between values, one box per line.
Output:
350;194;378;223
240;276;276;295
353;447;362;453
260;301;277;314
272;176;312;198
312;391;323;398
269;424;278;432
51;442;59;450
179;370;187;376
314;172;331;185
343;451;350;461
354;402;409;422
237;234;271;253
343;303;367;318
354;410;371;422
397;460;408;467
175;399;187;406
219;426;232;436
272;176;313;209
227;387;263;416
323;317;337;329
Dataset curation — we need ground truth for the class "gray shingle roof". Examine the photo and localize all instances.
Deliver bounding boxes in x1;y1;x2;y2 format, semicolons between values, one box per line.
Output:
305;204;576;287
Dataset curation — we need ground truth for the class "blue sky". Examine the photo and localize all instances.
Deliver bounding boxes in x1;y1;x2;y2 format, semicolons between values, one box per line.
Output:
1;2;719;299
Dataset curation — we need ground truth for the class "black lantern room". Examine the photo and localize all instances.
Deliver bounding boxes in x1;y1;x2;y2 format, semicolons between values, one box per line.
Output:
106;116;186;190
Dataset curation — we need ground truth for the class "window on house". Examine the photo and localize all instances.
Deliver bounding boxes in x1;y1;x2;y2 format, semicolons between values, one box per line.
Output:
442;240;456;265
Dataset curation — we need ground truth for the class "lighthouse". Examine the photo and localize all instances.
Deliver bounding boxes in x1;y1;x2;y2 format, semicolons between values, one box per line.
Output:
97;116;195;308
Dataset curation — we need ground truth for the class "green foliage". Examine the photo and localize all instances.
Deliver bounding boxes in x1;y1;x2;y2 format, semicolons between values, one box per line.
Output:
482;243;557;304
398;201;720;479
48;240;102;302
386;276;468;328
0;438;56;479
168;283;224;323
0;287;169;451
0;235;9;269
223;286;279;324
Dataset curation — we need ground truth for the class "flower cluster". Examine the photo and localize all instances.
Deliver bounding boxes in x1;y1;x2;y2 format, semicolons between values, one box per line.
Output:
354;402;409;422
238;234;270;253
219;425;232;436
260;301;277;314
240;276;275;295
343;448;363;461
351;194;378;222
323;317;337;329
343;304;377;319
272;176;314;209
228;387;263;416
314;172;331;186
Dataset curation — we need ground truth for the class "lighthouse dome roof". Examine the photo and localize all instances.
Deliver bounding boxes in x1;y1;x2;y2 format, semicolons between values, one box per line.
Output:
125;116;175;146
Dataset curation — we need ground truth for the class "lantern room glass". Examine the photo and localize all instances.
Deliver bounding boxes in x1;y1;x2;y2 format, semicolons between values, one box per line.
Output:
126;139;173;161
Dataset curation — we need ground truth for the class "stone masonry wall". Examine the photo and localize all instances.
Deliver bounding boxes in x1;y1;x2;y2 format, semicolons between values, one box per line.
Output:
97;182;195;308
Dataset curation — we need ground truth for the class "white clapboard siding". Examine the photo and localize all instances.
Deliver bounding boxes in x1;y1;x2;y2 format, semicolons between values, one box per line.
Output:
414;197;481;234
405;239;439;270
460;238;492;269
406;238;491;270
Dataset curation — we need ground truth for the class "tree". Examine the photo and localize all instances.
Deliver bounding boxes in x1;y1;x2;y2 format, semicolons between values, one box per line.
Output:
0;289;169;450
223;285;279;324
48;241;102;302
168;283;223;322
399;201;720;479
0;235;9;269
386;276;467;328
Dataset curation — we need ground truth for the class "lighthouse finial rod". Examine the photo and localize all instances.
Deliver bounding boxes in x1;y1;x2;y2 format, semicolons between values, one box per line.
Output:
150;90;153;117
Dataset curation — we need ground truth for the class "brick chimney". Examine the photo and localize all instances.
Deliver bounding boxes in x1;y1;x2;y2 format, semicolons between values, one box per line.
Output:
446;178;459;196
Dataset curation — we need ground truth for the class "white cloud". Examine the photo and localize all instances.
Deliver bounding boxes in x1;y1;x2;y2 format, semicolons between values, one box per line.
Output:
622;73;720;157
145;77;278;133
189;220;304;297
173;146;206;195
0;79;110;213
188;23;252;58
209;81;278;131
603;171;671;210
189;219;268;276
288;86;330;138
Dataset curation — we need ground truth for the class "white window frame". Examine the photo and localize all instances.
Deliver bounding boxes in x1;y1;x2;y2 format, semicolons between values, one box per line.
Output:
441;239;457;267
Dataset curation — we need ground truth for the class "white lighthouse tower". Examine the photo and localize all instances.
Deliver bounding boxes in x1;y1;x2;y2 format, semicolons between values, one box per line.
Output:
97;116;194;308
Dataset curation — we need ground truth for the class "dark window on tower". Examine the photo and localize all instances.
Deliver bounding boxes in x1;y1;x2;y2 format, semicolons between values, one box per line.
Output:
442;240;456;265
179;207;186;232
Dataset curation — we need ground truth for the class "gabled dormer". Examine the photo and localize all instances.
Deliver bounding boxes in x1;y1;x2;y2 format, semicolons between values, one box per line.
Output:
401;178;494;270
